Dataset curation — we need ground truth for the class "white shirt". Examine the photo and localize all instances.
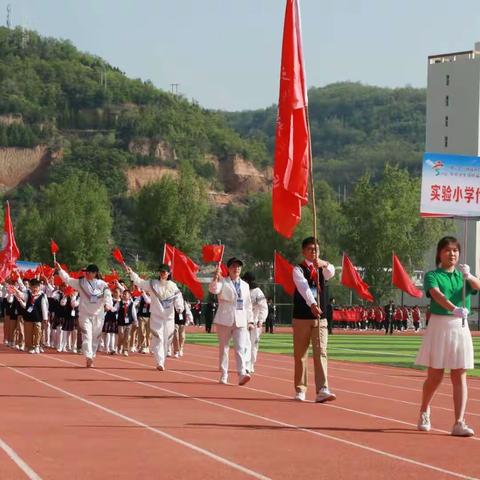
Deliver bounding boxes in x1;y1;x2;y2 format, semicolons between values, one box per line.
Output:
250;287;268;325
292;260;335;307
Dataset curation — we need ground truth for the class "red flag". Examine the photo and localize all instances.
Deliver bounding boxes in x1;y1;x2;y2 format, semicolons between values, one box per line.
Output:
272;0;310;238
0;202;20;282
341;254;374;303
392;253;423;298
112;247;125;265
164;244;204;300
220;263;229;278
202;244;225;263
274;251;295;295
64;286;75;297
50;239;59;255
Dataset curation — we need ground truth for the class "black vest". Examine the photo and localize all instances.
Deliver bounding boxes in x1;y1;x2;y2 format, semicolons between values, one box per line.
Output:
137;297;151;317
293;263;326;320
4;297;20;319
24;292;45;323
118;301;135;326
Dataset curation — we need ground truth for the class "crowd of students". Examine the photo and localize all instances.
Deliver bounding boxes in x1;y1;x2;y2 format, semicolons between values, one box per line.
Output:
330;303;424;332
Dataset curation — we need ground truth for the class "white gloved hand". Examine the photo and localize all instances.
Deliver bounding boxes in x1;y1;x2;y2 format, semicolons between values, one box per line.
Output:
452;306;469;319
458;264;472;280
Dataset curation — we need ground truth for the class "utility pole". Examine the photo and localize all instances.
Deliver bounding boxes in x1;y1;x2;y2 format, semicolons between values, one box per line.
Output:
170;83;179;95
6;4;11;28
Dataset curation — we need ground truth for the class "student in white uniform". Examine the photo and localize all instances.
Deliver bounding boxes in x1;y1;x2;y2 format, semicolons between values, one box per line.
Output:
126;263;184;371
209;257;253;386
242;272;268;374
55;262;113;368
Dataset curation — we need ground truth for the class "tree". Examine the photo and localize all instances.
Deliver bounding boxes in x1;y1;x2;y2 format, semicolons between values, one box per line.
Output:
135;163;209;260
341;165;450;300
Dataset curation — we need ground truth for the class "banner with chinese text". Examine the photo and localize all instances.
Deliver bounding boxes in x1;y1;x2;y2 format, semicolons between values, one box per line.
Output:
420;152;480;217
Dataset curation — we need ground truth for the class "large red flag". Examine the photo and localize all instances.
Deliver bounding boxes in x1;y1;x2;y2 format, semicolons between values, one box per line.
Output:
272;0;310;238
341;254;374;303
202;244;224;263
274;251;296;295
0;202;20;282
164;243;204;300
112;247;125;265
392;253;423;298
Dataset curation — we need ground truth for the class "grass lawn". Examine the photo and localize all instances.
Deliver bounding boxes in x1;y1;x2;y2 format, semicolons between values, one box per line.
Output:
186;332;480;377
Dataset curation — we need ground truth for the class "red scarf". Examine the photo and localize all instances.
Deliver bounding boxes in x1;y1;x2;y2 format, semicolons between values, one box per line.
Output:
302;261;319;289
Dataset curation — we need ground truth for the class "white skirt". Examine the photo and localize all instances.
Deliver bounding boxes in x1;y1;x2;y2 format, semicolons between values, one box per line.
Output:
415;314;474;370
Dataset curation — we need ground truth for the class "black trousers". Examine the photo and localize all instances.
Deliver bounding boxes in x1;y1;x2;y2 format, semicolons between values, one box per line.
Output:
265;317;274;333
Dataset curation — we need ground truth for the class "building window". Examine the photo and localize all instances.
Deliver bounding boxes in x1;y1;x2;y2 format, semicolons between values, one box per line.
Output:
444;136;448;148
445;115;449;127
446;74;450;86
445;95;449;106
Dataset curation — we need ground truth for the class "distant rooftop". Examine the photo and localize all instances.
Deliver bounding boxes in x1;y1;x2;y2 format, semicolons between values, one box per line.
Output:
428;42;480;64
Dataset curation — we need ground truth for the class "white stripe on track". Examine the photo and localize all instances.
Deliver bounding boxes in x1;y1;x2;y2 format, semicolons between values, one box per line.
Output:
0;436;42;480
41;354;478;480
0;361;270;480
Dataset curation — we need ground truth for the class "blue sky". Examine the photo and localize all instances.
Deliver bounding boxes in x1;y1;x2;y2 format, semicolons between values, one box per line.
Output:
2;0;480;111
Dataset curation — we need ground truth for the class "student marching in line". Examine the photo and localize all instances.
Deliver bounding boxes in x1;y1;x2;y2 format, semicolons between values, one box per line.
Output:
136;290;151;354
56;262;113;368
172;298;193;358
242;272;268;374
292;237;336;403
209;257;253;386
126;264;184;371
103;287;121;354
58;288;79;353
12;279;48;354
116;289;138;356
416;236;480;437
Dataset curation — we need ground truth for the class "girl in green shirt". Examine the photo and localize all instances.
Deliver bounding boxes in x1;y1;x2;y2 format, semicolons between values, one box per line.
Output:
416;236;480;437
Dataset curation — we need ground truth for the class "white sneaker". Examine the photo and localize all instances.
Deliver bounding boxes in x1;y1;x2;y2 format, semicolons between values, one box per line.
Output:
123;351;129;357
417;411;431;431
141;347;148;354
219;374;228;384
35;347;41;354
29;348;36;354
238;373;251;386
179;349;184;357
295;391;306;402
451;420;474;437
315;387;336;403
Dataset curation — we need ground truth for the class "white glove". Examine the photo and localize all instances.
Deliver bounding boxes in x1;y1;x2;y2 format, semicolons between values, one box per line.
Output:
452;307;469;319
458;264;473;280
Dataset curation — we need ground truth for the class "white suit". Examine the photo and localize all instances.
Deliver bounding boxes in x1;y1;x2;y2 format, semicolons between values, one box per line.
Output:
209;277;253;378
247;287;268;372
130;272;184;369
58;269;113;360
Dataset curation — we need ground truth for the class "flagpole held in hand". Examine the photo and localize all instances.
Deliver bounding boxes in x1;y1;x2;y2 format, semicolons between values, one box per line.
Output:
462;218;468;327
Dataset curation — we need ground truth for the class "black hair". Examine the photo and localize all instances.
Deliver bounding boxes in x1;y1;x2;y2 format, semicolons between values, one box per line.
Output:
302;237;319;249
435;236;461;266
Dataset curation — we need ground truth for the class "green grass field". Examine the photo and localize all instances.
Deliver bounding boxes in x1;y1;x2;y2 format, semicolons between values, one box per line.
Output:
186;332;480;377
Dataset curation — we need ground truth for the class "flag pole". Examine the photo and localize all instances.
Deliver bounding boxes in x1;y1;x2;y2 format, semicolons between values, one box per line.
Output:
305;106;321;311
462;218;468;327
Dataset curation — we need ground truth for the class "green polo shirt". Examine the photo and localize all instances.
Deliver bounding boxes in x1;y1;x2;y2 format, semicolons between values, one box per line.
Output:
424;268;478;315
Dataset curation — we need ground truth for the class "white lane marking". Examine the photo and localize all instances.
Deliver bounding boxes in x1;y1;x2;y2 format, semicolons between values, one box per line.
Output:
0;361;270;480
42;354;478;479
0;437;42;480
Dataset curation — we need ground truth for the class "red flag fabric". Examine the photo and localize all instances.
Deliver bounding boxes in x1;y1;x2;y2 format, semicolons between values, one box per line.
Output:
112;247;125;265
202;244;224;263
220;263;229;278
272;0;310;238
392;253;423;298
274;251;296;295
64;286;75;297
0;202;20;282
164;244;204;300
341;254;374;303
50;239;59;254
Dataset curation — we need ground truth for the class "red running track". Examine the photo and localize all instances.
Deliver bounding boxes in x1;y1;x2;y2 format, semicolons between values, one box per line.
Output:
0;341;479;479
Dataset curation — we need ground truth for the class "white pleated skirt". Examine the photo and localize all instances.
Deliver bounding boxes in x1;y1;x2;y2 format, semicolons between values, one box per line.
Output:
415;314;474;370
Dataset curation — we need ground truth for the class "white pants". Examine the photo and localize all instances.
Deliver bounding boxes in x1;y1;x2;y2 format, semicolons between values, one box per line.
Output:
215;324;249;377
78;315;104;360
150;318;175;368
247;327;262;372
105;332;116;352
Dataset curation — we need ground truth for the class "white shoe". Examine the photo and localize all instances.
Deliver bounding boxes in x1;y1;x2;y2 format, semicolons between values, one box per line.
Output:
29;348;36;354
141;347;148;354
123;351;129;357
179;349;184;357
15;344;20;350
315;387;336;403
238;373;251;386
451;420;474;437
219;374;228;384
295;391;306;402
4;340;9;346
174;352;180;358
417;411;431;432
35;347;41;354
